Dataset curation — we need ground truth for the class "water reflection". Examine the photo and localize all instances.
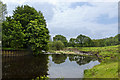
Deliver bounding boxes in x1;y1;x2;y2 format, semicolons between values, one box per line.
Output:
52;54;67;64
48;54;99;78
51;54;97;65
2;54;49;79
2;53;99;79
68;54;97;65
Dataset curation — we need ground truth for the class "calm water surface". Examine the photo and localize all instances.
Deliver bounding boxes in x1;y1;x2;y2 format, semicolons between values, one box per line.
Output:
2;54;100;79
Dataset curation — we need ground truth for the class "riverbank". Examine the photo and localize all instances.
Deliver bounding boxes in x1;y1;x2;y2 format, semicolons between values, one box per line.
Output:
84;60;118;78
80;45;118;78
49;45;119;78
48;48;93;56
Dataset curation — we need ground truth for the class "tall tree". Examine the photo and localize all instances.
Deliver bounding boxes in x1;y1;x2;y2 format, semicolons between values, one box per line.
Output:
2;5;50;54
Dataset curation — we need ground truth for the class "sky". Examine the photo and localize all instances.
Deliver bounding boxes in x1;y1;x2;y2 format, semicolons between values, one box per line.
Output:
1;0;118;40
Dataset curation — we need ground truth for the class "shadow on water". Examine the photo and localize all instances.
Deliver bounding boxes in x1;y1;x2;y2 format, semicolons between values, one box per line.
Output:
51;54;97;65
52;54;67;64
2;53;49;80
68;54;97;66
2;51;100;79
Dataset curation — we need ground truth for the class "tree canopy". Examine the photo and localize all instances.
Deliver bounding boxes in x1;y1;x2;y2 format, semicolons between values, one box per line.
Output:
53;35;68;47
68;34;93;47
2;5;50;54
76;34;93;47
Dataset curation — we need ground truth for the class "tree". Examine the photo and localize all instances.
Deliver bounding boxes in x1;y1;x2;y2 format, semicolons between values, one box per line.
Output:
69;38;76;47
25;19;49;53
2;5;50;54
76;34;93;47
92;34;119;47
2;18;25;48
49;40;65;50
53;35;68;47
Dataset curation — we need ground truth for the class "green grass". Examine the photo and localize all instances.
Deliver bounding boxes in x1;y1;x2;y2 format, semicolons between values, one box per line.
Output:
67;45;119;78
78;45;119;78
84;60;118;78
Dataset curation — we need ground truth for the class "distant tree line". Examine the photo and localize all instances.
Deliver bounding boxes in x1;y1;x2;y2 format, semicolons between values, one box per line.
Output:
92;34;119;47
49;34;119;50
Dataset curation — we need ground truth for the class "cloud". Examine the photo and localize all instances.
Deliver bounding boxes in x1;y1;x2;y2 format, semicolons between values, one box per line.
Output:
1;0;118;40
48;2;118;40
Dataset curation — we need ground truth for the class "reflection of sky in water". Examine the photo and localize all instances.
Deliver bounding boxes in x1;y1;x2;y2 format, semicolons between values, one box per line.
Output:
48;56;100;78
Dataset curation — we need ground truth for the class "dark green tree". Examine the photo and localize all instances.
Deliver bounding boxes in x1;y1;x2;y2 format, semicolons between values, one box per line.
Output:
25;19;49;53
76;34;93;47
2;5;50;54
53;35;68;47
2;17;24;48
69;38;76;47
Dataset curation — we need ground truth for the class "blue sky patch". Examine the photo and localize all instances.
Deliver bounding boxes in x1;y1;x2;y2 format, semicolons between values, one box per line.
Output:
96;14;117;24
69;2;93;9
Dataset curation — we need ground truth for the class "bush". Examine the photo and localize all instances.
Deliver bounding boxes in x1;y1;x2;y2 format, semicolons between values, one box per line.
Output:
49;40;65;50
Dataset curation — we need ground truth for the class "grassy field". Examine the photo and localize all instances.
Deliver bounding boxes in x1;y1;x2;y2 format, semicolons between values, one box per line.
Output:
76;45;119;78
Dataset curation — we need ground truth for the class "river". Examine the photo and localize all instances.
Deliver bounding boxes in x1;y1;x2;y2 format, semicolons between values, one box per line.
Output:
2;54;100;79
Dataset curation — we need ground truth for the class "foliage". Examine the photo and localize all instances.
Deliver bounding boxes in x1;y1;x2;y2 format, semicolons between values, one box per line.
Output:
93;34;119;47
25;19;49;53
2;5;50;54
68;34;93;47
53;35;68;47
74;45;119;78
68;34;119;47
68;38;76;47
49;40;65;50
32;75;49;80
84;61;118;78
76;34;93;47
2;17;25;48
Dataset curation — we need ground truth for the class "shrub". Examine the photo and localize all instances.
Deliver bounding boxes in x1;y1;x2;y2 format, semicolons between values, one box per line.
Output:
49;40;65;50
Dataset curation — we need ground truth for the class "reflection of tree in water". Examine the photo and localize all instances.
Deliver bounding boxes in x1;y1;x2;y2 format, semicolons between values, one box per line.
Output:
2;54;49;79
68;54;97;66
52;54;67;64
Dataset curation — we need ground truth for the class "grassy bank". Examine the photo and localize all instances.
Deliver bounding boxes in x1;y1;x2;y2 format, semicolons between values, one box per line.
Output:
49;45;119;78
84;59;118;78
77;45;119;78
63;45;119;78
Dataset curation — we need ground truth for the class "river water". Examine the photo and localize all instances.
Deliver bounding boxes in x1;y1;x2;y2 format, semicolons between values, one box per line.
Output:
2;54;100;79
